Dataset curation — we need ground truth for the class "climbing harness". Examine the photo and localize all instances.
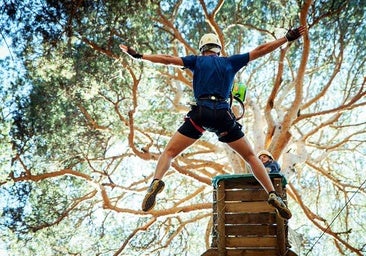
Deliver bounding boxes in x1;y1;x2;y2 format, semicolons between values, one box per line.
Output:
188;82;247;122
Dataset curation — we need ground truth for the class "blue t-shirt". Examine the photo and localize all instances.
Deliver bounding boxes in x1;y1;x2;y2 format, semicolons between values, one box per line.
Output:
182;53;250;108
264;160;281;174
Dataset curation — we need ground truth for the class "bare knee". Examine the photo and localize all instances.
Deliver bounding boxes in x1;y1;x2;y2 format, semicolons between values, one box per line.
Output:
246;153;259;164
162;146;180;159
160;132;196;160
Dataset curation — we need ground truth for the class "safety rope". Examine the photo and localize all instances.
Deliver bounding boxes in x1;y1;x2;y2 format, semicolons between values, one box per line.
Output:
305;177;366;255
230;94;245;120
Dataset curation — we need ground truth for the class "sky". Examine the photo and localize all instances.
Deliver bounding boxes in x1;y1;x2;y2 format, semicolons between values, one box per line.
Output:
0;38;11;59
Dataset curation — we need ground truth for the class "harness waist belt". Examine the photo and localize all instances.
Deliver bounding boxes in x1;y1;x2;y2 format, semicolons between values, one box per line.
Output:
198;95;228;102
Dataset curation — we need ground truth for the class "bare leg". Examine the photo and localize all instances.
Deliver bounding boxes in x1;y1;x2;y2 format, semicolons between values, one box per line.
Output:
227;136;275;193
142;131;196;212
227;136;292;219
154;131;197;180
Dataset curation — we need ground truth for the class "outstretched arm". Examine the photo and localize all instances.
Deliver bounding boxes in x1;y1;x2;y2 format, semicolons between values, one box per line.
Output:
119;44;184;66
249;25;306;61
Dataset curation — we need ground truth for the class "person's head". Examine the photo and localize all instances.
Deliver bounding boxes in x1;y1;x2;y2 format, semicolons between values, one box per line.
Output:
199;33;222;55
257;150;274;164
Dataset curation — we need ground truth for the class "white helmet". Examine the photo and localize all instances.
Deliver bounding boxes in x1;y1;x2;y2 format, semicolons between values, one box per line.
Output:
257;150;274;160
199;33;222;53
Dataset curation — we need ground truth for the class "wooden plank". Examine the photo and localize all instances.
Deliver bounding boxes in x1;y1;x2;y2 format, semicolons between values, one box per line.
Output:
201;248;278;256
212;201;276;213
227;248;278;256
224;178;264;189
225;189;268;201
225;202;274;213
224;212;276;224
225;224;277;236
222;176;286;190
226;236;278;247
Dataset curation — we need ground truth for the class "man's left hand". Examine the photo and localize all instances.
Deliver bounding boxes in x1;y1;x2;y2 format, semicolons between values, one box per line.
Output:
285;25;306;42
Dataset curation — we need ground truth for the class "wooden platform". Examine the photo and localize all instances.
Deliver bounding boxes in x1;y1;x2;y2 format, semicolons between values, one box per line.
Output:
201;174;297;256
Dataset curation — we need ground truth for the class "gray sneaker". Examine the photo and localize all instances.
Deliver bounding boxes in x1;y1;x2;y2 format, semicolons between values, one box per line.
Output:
142;179;165;212
268;192;292;219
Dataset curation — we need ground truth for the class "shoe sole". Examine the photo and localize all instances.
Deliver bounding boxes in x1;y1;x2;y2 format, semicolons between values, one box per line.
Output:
142;181;165;212
268;198;292;220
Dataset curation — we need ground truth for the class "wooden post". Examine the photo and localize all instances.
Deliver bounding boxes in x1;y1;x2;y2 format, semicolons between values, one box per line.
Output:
274;178;286;255
217;181;226;256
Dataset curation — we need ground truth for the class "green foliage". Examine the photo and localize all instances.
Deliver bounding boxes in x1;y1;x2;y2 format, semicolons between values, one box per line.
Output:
0;0;365;255
1;182;32;235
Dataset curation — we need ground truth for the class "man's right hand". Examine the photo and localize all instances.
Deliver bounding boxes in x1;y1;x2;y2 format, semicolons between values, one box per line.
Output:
119;44;143;59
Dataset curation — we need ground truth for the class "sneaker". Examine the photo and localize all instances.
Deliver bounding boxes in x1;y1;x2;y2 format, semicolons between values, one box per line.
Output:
142;179;165;212
268;192;292;219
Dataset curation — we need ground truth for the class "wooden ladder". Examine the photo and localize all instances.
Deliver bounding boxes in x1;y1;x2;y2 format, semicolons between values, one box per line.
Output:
201;174;297;256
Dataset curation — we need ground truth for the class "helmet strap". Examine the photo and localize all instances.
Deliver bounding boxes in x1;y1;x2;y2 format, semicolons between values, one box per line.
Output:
200;44;221;54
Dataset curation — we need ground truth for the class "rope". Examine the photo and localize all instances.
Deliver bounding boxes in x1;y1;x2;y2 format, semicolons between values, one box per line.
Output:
232;95;245;120
305;177;366;255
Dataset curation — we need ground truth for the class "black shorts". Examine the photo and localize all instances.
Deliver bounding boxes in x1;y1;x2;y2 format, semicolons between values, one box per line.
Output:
178;105;244;143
